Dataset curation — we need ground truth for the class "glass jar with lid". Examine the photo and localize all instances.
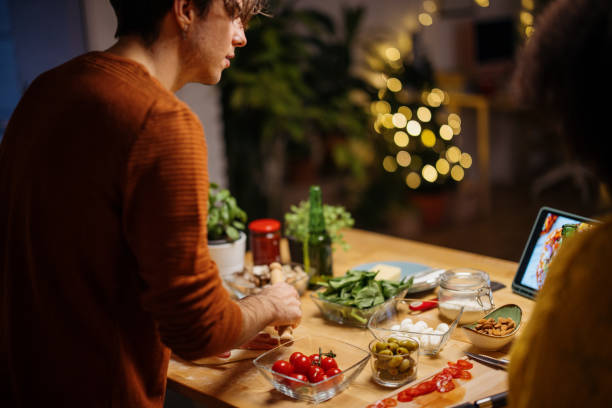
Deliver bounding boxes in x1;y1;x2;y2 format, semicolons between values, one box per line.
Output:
248;219;282;266
437;268;494;324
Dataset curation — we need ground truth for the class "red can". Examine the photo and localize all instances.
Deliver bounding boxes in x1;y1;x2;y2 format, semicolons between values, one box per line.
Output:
248;219;281;266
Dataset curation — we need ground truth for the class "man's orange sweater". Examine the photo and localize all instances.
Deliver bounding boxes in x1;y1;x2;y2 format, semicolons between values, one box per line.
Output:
0;52;242;407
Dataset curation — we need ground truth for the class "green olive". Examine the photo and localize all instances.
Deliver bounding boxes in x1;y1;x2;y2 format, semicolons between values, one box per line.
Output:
374;341;387;352
387;367;399;376
378;349;393;360
388;355;403;368
400;338;419;351
387;342;398;352
396;346;409;355
387;337;399;344
399;358;413;372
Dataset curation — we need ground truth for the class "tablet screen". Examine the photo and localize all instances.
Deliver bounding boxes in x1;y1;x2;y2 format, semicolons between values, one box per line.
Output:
513;207;595;298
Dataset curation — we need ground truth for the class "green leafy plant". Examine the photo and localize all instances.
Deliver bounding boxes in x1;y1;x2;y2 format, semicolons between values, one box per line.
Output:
207;182;247;242
284;201;354;251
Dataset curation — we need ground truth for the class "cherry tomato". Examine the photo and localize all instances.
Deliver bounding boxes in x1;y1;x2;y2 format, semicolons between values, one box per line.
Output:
325;367;343;386
321;356;338;372
286;373;308;389
308;353;321;365
289;352;304;366
307;365;324;383
292;355;312;375
455;359;473;370
272;360;294;376
397;390;413;402
382;397;398;407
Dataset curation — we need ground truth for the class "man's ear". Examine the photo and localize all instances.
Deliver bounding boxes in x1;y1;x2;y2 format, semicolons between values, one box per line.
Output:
173;0;196;31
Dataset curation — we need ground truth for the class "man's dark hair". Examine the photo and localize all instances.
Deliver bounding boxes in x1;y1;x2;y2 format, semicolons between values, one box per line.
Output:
109;0;266;45
513;0;612;185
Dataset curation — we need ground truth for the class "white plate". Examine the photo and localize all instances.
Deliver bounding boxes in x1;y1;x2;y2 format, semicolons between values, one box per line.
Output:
352;261;444;293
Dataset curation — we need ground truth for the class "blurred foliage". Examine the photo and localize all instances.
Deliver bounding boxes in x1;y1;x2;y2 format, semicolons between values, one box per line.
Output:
207;182;247;242
220;0;372;220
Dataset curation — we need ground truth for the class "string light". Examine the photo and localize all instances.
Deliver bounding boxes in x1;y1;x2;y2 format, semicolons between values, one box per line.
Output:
398;106;413;120
385;47;401;62
446;146;461;163
422;164;438;183
381;113;394;129
394;131;409;147
436;158;450;175
439;124;454;141
418;13;433;27
417;106;432;122
396;151;411;167
423;0;437;13
387;78;402;92
406;172;421;189
392;113;408;128
475;0;490;7
406;120;422;136
451;165;465;181
383;156;398;172
421;129;436;147
460;152;473;169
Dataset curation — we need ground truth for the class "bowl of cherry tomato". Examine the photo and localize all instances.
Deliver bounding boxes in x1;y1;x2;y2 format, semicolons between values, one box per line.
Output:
252;334;370;403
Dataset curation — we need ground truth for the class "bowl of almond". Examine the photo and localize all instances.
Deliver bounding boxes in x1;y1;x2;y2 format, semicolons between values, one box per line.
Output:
461;304;522;351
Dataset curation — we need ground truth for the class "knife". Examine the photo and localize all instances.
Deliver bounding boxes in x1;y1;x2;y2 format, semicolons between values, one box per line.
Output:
450;391;508;408
465;352;509;370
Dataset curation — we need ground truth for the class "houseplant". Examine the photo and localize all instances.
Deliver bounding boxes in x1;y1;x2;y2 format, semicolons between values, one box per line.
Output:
207;182;248;277
284;200;354;264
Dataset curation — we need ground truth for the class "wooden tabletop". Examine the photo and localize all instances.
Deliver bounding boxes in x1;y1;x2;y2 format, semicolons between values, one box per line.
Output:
167;228;535;407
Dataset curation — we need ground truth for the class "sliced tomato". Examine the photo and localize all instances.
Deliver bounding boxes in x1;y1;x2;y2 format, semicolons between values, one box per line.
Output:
436;378;456;393
455;359;473;369
382;397;398;407
444;366;463;378
433;371;453;384
458;370;472;380
365;402;385;408
416;380;437;395
397;390;414;402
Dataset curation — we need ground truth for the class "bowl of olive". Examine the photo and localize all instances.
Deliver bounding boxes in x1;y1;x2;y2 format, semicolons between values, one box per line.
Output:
369;337;419;388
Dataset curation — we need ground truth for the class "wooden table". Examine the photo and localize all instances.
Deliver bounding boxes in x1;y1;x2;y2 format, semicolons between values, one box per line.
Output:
167;229;535;407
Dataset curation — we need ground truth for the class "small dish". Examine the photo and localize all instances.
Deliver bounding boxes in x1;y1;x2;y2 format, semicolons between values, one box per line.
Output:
462;304;523;351
368;298;463;355
369;337;419;387
224;262;308;299
253;334;370;403
310;287;410;328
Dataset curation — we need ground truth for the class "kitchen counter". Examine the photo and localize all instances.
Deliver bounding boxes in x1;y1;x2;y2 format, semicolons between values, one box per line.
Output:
167;228;534;407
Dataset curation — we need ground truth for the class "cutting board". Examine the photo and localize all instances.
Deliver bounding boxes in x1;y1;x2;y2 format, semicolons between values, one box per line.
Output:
364;360;508;408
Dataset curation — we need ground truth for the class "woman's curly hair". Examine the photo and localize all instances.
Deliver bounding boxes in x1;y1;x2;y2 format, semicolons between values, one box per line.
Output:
513;0;612;184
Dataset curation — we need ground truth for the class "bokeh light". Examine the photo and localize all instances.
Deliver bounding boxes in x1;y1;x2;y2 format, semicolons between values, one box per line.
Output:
422;164;438;183
396;151;411;167
392;113;408;128
416;106;432;122
451;165;465;181
460;152;473;169
426;89;444;107
383;156;398;172
439;124;454;141
448;113;461;129
385;47;401;62
406;172;421;189
423;0;437;13
387;77;402;92
373;100;391;114
475;0;490;7
520;11;534;26
406;120;422;136
436;158;450;175
418;13;433;26
398;106;412;120
522;0;534;10
394;131;409;147
446;146;461;163
382;113;394;129
421;129;436;147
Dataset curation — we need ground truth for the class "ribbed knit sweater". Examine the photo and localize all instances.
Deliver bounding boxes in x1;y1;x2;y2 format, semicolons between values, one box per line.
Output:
0;52;242;407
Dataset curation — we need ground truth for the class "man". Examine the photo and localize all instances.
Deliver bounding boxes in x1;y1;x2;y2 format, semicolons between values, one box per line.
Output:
0;0;301;406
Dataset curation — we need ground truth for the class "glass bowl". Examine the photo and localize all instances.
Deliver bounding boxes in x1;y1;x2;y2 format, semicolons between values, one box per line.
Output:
253;334;370;403
367;298;464;355
369;337;419;387
310;288;410;328
223;262;308;299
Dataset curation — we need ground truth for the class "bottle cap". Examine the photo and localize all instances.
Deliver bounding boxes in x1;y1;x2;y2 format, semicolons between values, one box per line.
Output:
248;218;281;233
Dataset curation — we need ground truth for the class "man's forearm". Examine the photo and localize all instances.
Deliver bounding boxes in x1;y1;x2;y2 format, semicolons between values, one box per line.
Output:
232;294;276;349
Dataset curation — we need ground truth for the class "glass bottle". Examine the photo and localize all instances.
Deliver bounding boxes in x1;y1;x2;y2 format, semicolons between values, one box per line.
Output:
306;185;332;283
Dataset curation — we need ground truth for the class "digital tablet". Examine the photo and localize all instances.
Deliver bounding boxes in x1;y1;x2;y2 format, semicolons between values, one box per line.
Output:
512;206;597;299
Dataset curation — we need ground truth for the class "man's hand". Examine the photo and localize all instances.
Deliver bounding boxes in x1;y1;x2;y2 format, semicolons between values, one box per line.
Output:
258;282;302;328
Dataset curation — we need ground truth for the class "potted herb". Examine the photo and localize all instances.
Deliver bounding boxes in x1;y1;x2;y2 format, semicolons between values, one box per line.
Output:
207;182;247;277
284;200;354;264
